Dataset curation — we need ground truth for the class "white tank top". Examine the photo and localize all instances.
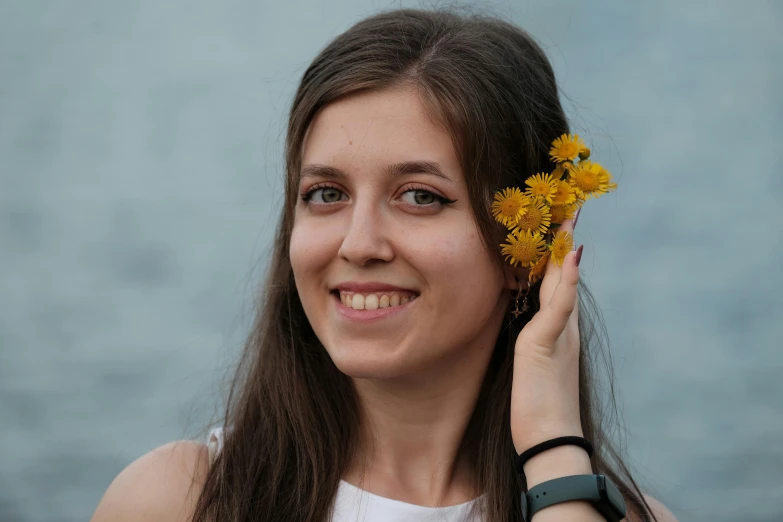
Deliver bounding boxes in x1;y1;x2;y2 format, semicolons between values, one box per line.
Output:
207;427;485;522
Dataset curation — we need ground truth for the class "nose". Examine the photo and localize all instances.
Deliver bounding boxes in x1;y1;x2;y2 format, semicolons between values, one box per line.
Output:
337;198;394;267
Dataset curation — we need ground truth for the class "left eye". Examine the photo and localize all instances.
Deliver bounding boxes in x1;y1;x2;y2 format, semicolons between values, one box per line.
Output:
400;189;442;206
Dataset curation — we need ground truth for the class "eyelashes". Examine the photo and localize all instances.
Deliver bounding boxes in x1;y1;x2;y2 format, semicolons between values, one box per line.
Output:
300;183;456;208
300;184;346;204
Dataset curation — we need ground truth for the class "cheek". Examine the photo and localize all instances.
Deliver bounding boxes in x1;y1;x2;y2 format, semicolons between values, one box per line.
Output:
410;223;503;306
289;220;338;283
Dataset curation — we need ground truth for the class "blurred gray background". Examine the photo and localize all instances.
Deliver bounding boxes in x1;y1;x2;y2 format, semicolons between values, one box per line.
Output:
1;1;781;521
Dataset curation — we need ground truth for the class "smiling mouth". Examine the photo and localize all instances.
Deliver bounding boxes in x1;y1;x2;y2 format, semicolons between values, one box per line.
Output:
332;290;419;311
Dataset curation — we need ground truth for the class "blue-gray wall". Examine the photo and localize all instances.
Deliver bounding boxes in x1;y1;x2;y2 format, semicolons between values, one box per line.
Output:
1;1;781;521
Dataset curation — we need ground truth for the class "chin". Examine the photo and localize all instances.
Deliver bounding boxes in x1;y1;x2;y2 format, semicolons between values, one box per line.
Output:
323;338;418;380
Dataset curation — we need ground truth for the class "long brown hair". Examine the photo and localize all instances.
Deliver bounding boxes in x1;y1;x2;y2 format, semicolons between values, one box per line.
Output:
191;7;658;522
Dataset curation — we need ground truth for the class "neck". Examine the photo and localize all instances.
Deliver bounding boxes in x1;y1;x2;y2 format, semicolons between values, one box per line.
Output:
343;342;493;507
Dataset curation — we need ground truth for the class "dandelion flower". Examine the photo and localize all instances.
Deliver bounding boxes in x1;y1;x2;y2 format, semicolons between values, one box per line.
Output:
491;187;529;228
549;134;588;163
551;179;577;207
500;229;547;268
569;160;616;200
550;203;577;225
550;230;574;266
528;251;550;283
513;197;551;235
524;173;558;204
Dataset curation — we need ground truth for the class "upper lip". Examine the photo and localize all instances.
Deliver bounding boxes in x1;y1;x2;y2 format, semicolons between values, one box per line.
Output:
332;282;419;293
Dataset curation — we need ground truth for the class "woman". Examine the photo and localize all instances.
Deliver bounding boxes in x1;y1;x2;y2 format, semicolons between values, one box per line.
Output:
91;8;678;522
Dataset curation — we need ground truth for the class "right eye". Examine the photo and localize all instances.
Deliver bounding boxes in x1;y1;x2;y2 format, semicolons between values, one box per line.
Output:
301;186;347;204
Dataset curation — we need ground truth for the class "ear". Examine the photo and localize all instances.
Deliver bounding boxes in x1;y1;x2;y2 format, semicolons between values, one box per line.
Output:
503;265;531;291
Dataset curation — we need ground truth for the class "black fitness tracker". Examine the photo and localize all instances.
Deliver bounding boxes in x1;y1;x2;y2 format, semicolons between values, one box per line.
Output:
521;474;626;521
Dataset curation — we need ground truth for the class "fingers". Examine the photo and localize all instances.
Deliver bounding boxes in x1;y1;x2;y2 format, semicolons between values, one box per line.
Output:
539;217;577;309
523;248;581;350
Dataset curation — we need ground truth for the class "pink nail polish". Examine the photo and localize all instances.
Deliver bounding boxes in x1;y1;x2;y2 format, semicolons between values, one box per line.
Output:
575;245;584;267
573;207;582;229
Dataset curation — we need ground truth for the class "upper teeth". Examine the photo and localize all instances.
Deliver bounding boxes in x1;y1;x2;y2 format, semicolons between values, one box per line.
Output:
339;291;417;310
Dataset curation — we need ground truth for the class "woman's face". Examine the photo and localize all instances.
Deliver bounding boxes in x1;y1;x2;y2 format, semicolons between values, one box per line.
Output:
290;85;509;380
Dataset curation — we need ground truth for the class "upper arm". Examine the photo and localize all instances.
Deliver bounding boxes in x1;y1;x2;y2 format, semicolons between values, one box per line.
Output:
627;494;679;522
90;440;210;522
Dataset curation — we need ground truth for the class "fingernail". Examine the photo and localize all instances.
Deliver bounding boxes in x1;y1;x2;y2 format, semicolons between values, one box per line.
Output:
575;245;584;267
573;207;582;229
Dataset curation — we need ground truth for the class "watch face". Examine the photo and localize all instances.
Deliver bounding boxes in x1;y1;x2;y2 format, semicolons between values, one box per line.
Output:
520;492;529;520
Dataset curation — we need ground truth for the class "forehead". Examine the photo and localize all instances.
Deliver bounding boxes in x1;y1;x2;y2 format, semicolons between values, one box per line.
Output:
301;86;462;180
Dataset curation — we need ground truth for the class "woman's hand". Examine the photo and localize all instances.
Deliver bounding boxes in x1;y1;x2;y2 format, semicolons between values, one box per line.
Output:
510;216;584;455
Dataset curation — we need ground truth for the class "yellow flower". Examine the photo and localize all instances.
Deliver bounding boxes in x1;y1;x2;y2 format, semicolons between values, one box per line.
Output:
551;179;576;207
549;203;577;224
513;197;551;235
549;134;588;163
528;251;550;283
491;187;529;228
524;173;558;204
491;133;616;272
500;229;547;268
569;160;616;200
549;230;574;266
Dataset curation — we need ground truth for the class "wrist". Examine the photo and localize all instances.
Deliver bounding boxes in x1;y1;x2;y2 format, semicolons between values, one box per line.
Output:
514;422;584;456
522;444;593;489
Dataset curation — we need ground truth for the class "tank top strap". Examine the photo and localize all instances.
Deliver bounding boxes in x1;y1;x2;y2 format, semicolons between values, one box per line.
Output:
206;426;225;468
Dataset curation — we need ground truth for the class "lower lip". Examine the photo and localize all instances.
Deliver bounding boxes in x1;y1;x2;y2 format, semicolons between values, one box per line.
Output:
332;292;417;322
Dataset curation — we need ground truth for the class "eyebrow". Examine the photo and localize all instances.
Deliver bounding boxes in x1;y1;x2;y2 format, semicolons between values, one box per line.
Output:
299;160;454;184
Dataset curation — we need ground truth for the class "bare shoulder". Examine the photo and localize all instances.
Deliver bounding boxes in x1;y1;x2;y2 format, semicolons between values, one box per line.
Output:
90;440;210;522
627;494;679;522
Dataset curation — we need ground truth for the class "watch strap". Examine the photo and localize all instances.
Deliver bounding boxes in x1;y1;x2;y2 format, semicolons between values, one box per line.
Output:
523;474;626;522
